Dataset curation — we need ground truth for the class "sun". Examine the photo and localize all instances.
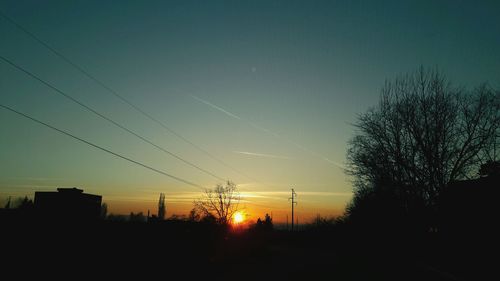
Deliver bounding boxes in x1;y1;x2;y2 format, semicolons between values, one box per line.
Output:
233;211;244;224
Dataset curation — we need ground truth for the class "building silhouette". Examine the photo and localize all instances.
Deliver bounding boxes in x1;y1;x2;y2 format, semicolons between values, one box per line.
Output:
34;187;102;221
439;173;499;236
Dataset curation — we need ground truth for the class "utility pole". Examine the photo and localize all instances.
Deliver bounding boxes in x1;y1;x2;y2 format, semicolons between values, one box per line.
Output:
289;188;297;231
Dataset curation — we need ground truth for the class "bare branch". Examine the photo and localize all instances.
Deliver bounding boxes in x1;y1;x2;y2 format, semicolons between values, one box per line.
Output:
193;181;240;225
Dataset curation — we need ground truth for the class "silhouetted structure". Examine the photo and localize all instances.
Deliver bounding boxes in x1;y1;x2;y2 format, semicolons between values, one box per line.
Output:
439;174;499;237
34;187;102;221
254;213;273;231
158;193;166;220
289;188;297;231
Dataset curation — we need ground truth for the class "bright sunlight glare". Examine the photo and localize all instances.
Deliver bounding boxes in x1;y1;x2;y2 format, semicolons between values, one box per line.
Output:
233;212;244;224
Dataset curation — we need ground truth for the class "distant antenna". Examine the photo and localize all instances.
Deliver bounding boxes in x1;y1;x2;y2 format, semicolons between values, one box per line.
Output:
158;193;166;220
289;188;297;231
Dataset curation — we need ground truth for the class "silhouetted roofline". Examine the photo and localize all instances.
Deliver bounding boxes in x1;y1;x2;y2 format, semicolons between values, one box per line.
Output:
57;187;83;193
35;187;101;199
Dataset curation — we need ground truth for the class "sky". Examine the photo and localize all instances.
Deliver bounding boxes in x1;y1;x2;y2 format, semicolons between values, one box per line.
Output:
1;0;499;223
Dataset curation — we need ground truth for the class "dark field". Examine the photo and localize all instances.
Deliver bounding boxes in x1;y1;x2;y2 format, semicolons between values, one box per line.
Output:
2;219;493;280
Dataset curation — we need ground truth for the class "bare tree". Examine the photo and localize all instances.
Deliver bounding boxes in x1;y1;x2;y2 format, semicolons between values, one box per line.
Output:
346;68;499;225
188;208;201;222
194;181;240;225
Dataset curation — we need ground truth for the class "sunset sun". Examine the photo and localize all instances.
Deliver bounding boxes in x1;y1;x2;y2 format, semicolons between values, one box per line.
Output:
0;0;496;278
233;212;244;224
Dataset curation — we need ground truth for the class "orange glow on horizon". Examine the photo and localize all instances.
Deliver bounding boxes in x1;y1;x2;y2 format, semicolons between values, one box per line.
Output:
105;197;347;224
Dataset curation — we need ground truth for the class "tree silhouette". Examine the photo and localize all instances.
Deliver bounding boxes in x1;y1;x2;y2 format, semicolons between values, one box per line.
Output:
194;181;240;225
18;196;33;210
100;203;108;219
254;213;273;231
479;160;500;177
188;208;201;222
129;212;146;222
346;67;499;229
263;213;273;230
5;196;34;210
4;196;11;209
200;212;217;224
310;214;336;230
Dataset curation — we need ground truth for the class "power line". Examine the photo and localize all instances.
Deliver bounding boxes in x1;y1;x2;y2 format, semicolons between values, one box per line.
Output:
0;103;205;190
0;55;225;182
0;10;255;183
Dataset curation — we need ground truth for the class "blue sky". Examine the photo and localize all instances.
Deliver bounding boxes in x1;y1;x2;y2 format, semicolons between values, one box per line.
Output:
1;0;499;221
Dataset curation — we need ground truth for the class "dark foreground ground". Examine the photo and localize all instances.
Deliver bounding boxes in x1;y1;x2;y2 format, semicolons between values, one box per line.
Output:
1;219;494;280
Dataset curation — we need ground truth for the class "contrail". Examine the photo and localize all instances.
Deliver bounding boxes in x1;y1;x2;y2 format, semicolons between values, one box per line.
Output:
322;157;346;170
191;95;241;120
191;95;279;136
246;191;353;197
234;151;292;160
247;121;280;138
6;177;68;181
192;95;277;136
287;139;346;170
192;96;346;169
238;191;353;202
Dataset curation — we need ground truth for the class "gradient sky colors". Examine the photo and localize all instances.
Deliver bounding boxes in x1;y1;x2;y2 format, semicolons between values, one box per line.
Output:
1;0;499;222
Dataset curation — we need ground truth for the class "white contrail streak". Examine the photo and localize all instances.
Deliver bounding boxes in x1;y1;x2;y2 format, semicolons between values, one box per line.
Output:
240;191;352;198
191;95;241;120
287;139;346;169
191;95;345;169
234;151;292;160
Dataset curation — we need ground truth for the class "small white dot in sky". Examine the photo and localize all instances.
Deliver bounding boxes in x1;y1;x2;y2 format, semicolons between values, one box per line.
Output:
251;67;257;73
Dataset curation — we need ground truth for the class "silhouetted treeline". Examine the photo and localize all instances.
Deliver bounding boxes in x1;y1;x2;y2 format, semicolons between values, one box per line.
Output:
345;67;499;235
335;68;499;281
1;68;497;280
251;213;273;232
